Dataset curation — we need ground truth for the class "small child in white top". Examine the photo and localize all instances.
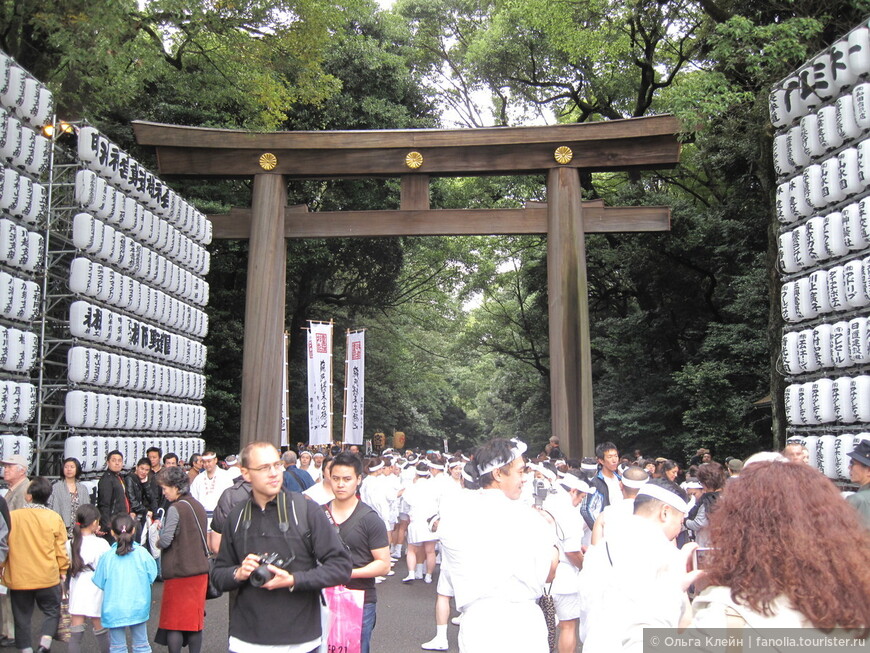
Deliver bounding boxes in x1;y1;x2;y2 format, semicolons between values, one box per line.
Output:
66;504;110;653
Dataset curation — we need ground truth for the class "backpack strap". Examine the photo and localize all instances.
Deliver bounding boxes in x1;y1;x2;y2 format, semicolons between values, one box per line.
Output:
237;491;315;563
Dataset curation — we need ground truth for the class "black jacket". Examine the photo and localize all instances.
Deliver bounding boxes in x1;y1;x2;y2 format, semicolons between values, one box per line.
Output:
210;476;252;535
212;490;352;646
125;473;157;517
97;471;129;533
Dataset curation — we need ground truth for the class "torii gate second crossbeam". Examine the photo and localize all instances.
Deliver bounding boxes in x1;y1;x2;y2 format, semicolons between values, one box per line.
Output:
133;116;682;458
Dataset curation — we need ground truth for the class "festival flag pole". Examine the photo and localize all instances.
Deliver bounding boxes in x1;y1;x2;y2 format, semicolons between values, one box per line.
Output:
305;320;334;446
342;328;349;445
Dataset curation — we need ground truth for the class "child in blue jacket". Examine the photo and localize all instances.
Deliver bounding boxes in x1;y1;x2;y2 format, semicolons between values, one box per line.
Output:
92;513;158;652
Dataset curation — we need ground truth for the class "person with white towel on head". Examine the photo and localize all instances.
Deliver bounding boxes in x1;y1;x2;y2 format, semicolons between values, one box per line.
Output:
438;439;557;653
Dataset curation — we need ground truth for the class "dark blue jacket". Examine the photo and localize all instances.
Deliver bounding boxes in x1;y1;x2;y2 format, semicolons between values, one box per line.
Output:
282;466;314;493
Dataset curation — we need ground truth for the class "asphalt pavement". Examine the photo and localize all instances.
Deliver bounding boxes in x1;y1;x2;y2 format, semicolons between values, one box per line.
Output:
21;558;460;653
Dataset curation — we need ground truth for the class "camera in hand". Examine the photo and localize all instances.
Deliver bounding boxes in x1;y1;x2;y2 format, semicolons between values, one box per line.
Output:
249;553;293;588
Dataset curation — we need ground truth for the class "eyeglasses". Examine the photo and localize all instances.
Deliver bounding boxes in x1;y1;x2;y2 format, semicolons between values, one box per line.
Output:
245;461;285;474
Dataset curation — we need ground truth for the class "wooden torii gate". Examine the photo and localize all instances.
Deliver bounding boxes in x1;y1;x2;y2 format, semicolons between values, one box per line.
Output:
133;116;681;458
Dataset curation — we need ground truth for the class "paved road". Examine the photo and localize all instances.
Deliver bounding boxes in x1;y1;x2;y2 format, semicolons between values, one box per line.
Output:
22;557;460;652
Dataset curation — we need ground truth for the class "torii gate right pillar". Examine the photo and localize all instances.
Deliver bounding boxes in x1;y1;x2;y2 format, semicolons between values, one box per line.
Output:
547;167;594;459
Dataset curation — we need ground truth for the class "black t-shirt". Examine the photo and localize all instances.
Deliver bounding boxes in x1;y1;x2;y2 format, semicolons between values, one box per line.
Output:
327;501;389;604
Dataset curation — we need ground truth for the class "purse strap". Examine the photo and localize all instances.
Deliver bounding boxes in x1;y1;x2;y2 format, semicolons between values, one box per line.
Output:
178;498;211;559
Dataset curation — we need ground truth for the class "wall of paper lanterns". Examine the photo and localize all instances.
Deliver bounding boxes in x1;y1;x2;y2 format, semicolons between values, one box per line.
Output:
0;49;209;473
771;20;870;483
0;51;49;471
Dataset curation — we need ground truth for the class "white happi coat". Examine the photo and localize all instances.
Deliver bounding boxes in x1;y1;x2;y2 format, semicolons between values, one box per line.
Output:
439;488;555;653
578;515;689;653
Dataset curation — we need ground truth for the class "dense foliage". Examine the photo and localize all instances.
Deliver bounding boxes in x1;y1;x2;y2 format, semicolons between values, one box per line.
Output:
5;0;867;459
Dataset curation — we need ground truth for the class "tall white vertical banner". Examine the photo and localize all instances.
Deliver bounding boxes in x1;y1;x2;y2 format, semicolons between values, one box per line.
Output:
280;332;289;448
343;330;365;445
307;322;333;445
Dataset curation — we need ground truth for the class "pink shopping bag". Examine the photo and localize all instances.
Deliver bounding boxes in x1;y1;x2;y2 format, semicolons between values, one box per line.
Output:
323;585;365;653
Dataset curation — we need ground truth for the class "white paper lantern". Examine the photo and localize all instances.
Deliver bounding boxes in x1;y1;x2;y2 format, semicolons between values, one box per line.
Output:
818;105;844;151
809;269;832;315
844;259;869;308
800;113;824;160
832;376;857;424
832;39;859;92
827;266;847;313
796;276;818;320
791;225;810;269
804;435;820;468
848;27;870;79
852;374;870;421
770;86;795;129
838;148;863;198
804;164;827;209
798;382;815;425
836;434;856;480
854;83;870;130
780;181;797;224
843;203;869;251
63;435;88;470
789;174;815;219
836;95;862;142
813;378;836;423
848;317;870;365
806;215;828;261
817;434;839;479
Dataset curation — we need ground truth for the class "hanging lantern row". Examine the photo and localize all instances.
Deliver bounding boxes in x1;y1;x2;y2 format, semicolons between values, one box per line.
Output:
63;435;205;474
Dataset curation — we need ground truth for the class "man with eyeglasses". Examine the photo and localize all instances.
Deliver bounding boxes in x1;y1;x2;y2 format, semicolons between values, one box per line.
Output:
847;439;870;529
212;441;352;653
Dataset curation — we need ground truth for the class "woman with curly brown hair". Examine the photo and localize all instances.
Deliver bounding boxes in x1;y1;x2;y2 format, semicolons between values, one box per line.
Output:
692;460;870;631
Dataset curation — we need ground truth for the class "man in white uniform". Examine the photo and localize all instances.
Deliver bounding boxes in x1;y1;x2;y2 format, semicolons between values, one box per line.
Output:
542;471;595;653
189;450;234;531
438;438;557;653
578;479;701;653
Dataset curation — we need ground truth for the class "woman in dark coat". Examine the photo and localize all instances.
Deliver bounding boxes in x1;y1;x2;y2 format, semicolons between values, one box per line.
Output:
154;466;209;653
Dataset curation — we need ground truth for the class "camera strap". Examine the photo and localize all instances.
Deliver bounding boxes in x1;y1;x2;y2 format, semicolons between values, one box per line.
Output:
238;491;313;562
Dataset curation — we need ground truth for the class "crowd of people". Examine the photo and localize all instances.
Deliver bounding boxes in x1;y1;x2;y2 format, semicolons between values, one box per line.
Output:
0;435;867;652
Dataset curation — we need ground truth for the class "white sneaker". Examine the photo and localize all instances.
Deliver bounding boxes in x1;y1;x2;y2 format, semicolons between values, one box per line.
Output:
421;637;448;650
424;573;433;583
386;569;395;576
451;615;462;626
402;572;415;583
375;577;385;584
415;571;424;580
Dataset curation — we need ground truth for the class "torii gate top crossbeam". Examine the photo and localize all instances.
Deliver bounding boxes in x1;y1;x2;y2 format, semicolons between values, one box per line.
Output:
132;115;681;178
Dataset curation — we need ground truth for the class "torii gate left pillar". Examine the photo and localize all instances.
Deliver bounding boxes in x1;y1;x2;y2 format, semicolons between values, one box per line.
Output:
240;174;287;444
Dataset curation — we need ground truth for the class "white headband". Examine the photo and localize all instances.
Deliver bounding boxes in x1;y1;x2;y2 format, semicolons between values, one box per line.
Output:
416;469;430;477
621;476;649;489
426;460;446;471
559;475;595;494
448;460;464;468
528;463;556;481
201;454;216;461
368;461;384;472
636;484;689;513
580;462;598;471
477;439;528;476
